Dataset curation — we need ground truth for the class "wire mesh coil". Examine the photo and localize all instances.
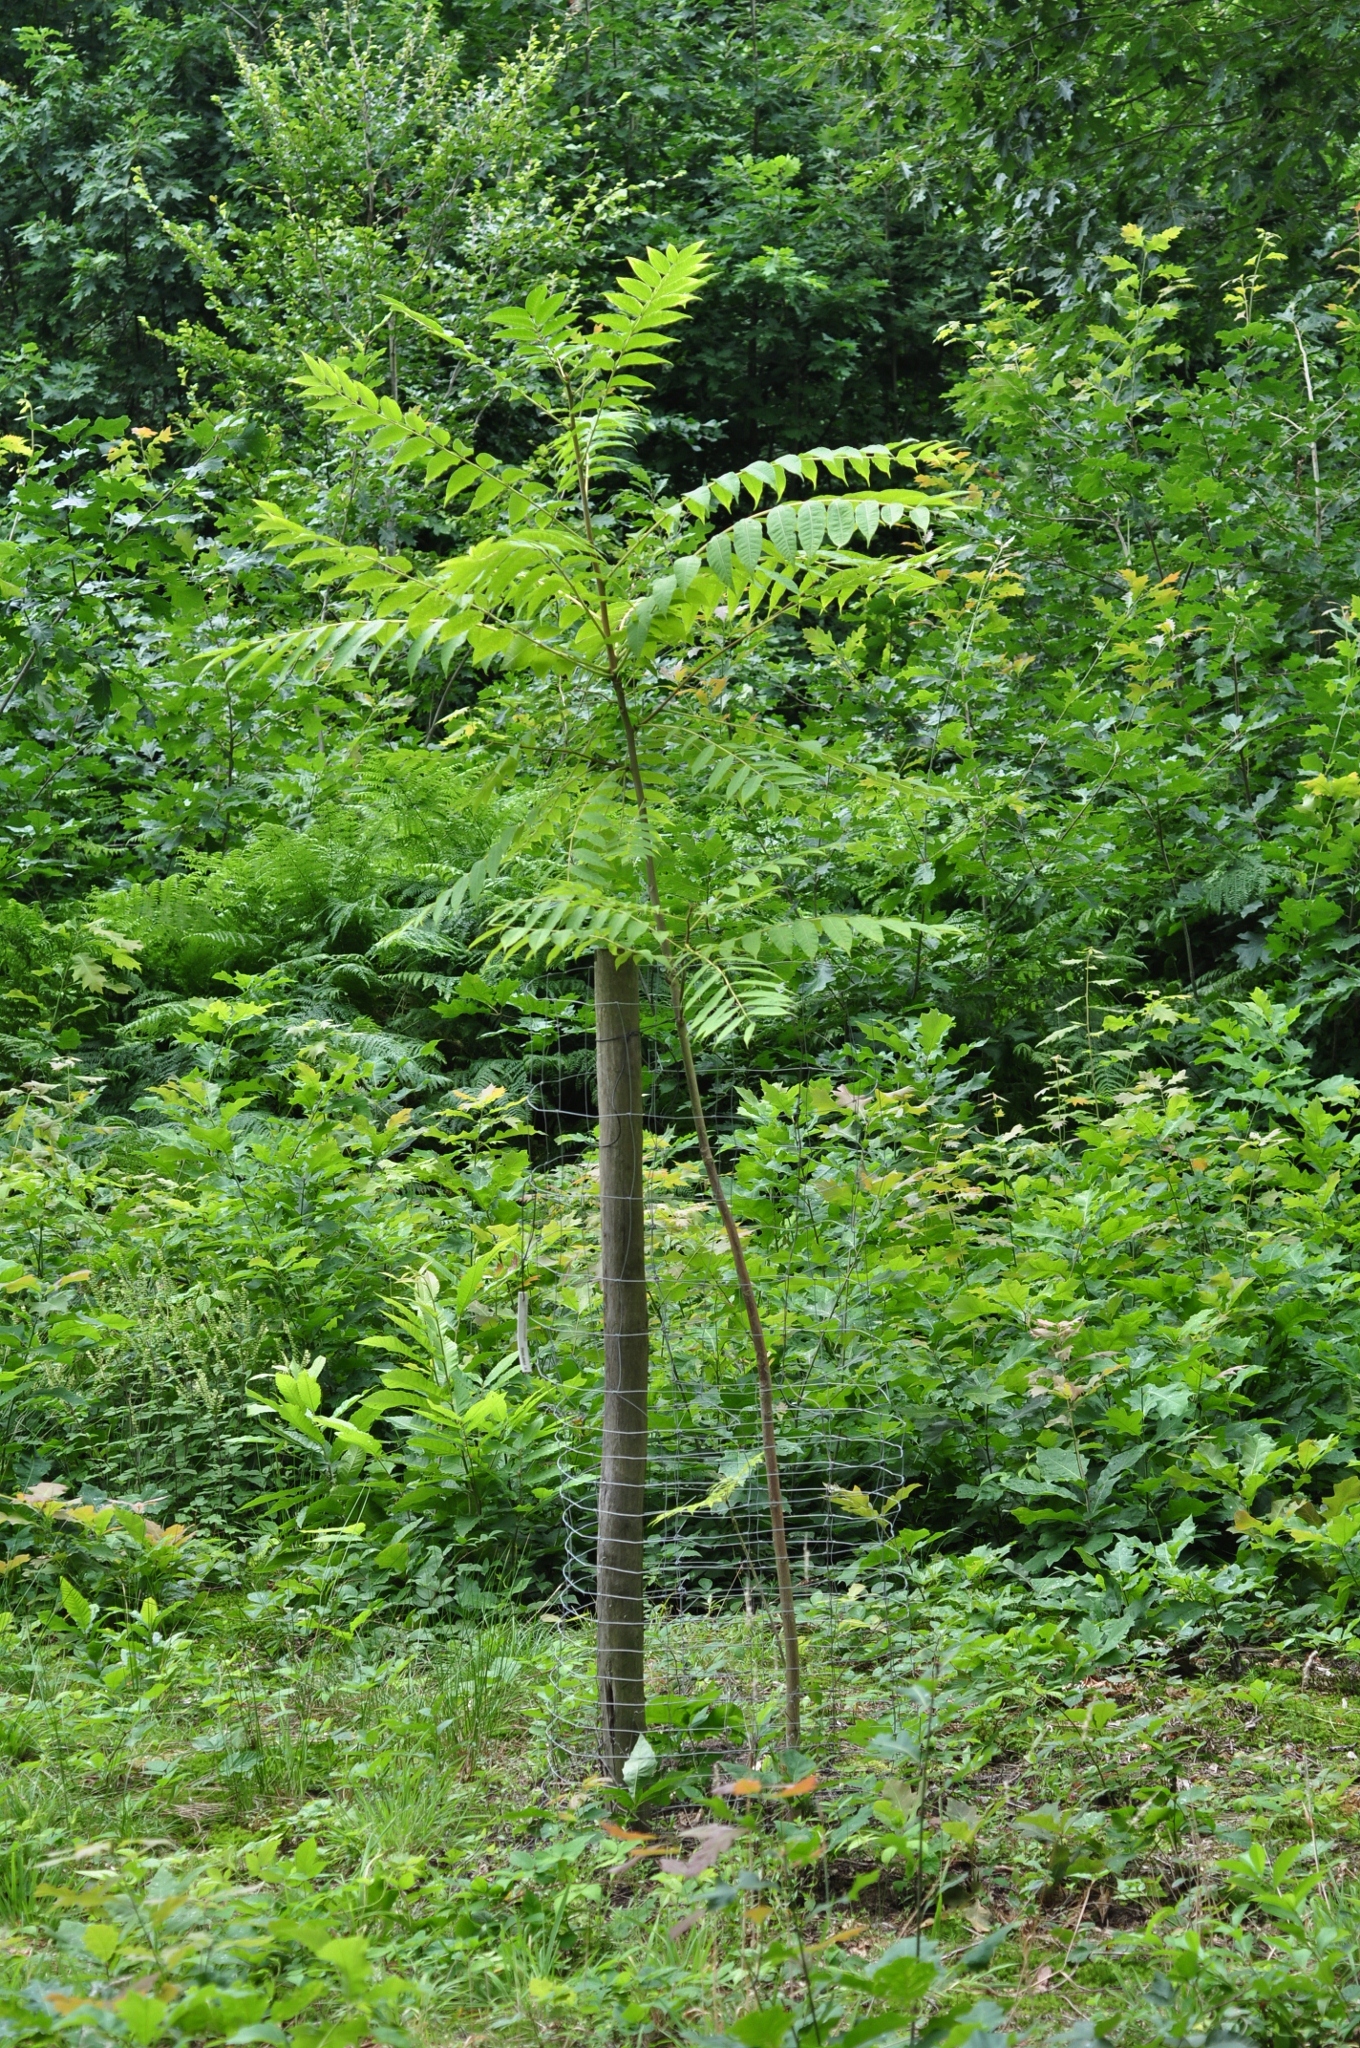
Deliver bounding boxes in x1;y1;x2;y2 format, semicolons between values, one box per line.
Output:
559;1404;916;1613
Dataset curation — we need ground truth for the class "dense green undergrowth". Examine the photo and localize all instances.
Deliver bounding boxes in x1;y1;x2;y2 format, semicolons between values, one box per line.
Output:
5;975;1360;2048
5;987;1360;1632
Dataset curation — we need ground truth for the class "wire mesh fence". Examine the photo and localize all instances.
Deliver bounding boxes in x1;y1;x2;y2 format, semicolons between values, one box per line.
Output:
559;1405;916;1617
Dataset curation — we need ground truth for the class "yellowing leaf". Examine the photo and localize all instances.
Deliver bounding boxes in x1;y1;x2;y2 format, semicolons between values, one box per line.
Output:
652;1451;762;1522
69;954;112;993
825;1484;881;1522
81;1923;121;1965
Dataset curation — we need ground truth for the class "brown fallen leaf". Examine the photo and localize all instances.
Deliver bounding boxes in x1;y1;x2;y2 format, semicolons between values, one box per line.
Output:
777;1772;819;1797
811;1923;868;1951
658;1824;743;1877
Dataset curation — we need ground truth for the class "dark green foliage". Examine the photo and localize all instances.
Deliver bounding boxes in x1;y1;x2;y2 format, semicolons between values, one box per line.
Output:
157;3;605;437
812;0;1360;320
7;1266;286;1531
811;228;1360;1081
450;0;988;461
0;410;316;899
552;0;979;460
5;217;1360;1621
0;3;239;421
104;750;506;991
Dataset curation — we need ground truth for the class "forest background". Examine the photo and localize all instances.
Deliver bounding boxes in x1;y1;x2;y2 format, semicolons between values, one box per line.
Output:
5;1;1360;2044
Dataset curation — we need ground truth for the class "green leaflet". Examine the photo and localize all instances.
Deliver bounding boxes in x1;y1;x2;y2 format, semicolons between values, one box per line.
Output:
766;502;800;561
60;1577;94;1631
797;499;827;551
827;498;857;545
732;517;764;571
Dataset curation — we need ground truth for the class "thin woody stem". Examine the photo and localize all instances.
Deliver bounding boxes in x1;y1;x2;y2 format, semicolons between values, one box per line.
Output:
602;650;802;1744
666;962;802;1745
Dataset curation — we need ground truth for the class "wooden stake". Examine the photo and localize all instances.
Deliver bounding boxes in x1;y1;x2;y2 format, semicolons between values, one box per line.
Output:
594;947;649;1779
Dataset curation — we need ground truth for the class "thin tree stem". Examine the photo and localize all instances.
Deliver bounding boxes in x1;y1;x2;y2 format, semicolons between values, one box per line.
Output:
668;972;802;1744
602;657;802;1744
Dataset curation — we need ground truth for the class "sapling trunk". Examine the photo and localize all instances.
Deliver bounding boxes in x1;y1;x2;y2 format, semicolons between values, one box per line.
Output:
594;947;649;1779
579;389;802;1747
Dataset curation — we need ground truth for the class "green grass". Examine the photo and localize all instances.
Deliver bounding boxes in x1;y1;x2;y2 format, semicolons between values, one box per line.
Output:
3;1584;1360;2047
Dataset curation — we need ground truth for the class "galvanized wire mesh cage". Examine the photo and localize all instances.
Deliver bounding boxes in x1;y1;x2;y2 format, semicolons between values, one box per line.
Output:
536;1402;921;1780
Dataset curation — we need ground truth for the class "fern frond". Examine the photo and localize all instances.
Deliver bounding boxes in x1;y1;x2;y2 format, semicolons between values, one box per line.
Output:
375;785;584;952
680;956;792;1043
650;720;811;808
375;824;518;950
673;909;964;1043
